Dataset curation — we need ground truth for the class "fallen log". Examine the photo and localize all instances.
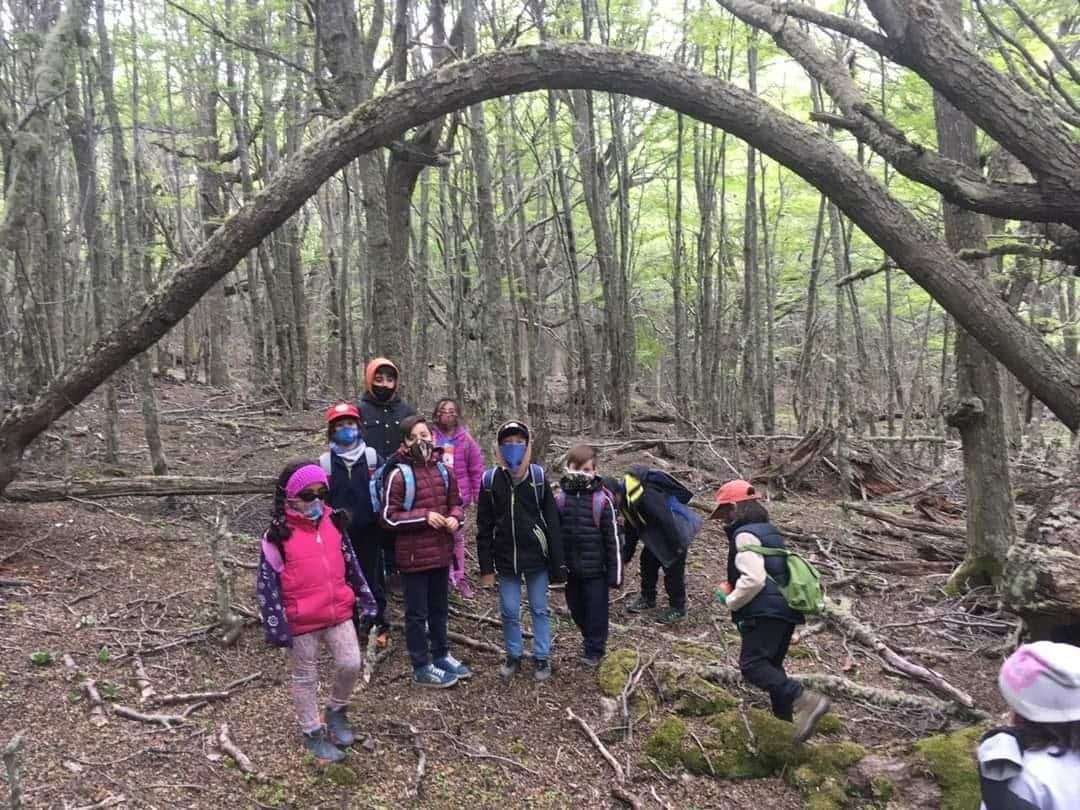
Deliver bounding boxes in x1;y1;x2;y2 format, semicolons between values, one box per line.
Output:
1002;481;1080;644
841;502;966;540
656;662;985;721
821;599;975;708
217;723;260;778
2;475;277;502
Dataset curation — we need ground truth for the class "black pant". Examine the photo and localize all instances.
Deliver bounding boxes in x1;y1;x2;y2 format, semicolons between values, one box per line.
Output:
350;529;387;631
379;527;398;577
738;617;802;721
401;567;450;669
639;548;686;610
566;576;610;658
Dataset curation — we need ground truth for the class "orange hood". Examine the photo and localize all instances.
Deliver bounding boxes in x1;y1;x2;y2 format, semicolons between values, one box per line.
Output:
364;357;400;396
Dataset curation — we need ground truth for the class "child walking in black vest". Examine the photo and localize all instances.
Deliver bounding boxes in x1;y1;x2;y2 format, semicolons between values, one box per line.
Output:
557;445;621;667
710;479;829;743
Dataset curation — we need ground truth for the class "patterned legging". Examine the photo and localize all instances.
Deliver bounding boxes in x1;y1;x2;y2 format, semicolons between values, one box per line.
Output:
289;619;361;734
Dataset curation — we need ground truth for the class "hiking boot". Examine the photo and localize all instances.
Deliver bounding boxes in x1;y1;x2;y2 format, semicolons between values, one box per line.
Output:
324;706;355;747
627;594;656;613
656;606;688;625
579;654;603;670
498;656;521;679
792;690;831;743
303;726;345;763
533;659;552;682
413;663;459;688
433;654;472;680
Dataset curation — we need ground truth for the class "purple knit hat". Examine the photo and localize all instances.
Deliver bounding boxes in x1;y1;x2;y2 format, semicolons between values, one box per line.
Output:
285;464;329;499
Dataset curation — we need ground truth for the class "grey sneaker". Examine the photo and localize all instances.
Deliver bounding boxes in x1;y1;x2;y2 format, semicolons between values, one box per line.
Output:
627;594;656;613
324;706;355;747
498;656;521;679
792;690;831;743
303;726;345;763
656;606;687;625
433;654;472;680
413;663;459;688
534;659;552;682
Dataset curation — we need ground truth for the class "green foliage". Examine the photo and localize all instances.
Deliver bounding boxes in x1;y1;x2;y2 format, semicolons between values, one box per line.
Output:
597;648;640;697
29;651;54;667
322;762;358;786
913;725;987;810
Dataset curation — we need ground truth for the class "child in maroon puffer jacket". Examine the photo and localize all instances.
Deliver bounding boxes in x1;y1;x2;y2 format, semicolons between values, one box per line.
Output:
381;415;469;688
258;461;377;764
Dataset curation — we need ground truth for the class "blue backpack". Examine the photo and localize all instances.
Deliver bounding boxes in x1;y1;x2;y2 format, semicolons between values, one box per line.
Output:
376;461;450;511
482;464;546;506
321;448;380;512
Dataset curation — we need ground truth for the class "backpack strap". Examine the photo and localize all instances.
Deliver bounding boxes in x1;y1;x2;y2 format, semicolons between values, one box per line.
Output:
592;490;607;528
363;446;378;470
530;464;545;505
436;461;450;493
369;464;383;513
482;468;496;493
400;465;417;511
554;489;566;513
320;452;333;476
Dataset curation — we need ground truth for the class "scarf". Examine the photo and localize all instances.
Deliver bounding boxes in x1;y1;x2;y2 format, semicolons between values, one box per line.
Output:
332;440;370;468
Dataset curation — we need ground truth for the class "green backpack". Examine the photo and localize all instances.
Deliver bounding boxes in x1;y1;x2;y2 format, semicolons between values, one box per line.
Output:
744;546;826;616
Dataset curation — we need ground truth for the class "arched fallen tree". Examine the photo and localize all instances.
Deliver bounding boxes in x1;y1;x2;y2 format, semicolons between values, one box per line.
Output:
1;42;1079;493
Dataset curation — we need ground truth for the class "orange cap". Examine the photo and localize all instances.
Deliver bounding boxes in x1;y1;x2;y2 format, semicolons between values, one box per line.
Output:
713;479;759;506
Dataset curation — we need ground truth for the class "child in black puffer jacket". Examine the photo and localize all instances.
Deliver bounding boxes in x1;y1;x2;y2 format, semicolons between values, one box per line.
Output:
557;445;622;667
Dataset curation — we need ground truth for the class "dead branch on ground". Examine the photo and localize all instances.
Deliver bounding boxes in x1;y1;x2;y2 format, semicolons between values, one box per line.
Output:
133;657;156;703
208;512;242;646
3;733;25;810
216;723;261;778
113;702;205;729
566;707;625;782
611;785;645;809
842;501;966;540
83;680;108;727
387;721;427;798
822;599;974;708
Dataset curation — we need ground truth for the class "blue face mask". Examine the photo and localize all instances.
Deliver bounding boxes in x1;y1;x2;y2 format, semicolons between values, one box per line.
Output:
307;501;324;522
333;426;359;447
501;443;527;471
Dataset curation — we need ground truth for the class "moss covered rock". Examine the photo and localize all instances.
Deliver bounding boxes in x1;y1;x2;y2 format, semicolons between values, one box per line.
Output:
597;649;640;697
643;707;865;808
913;725;986;810
658;668;739;716
322;762;358;786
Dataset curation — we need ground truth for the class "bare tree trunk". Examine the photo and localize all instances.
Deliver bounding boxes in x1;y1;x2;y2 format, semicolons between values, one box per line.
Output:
738;37;761;433
934;0;1014;591
672;113;688;416
828;203;851;489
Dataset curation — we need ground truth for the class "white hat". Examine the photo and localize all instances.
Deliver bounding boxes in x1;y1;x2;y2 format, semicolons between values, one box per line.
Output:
999;641;1080;723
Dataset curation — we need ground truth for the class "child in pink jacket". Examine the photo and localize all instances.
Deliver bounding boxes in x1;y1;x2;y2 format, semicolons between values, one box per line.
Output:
258;461;376;763
431;398;485;597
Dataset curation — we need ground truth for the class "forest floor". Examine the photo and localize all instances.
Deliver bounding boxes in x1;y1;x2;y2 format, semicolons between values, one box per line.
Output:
0;381;1054;809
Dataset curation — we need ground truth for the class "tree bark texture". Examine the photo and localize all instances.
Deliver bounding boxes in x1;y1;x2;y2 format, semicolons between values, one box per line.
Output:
2;43;1080;492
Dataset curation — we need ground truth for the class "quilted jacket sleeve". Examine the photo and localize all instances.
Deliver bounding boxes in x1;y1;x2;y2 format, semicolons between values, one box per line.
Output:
342;537;378;617
257;550;292;648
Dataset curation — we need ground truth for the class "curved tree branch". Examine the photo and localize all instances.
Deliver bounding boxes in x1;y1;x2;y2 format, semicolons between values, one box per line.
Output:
1;43;1078;492
718;0;1080;226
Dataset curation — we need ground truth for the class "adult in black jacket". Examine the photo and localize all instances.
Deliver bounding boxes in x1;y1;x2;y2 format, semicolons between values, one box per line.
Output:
476;421;564;681
558;445;621;666
611;465;692;624
711;479;830;743
358;357;416;579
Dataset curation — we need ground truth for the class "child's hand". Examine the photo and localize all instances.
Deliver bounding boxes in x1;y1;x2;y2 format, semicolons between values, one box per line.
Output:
479;573;496;589
426;512;447;529
714;581;733;605
445;517;460;533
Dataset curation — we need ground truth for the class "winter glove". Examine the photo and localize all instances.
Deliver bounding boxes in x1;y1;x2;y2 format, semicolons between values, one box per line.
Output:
714;581;733;605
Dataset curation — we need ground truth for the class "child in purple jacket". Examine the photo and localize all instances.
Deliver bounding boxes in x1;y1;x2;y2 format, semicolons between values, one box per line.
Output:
432;398;485;598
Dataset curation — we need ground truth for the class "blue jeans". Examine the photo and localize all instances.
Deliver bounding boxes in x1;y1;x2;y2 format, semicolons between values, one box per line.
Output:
498;569;551;660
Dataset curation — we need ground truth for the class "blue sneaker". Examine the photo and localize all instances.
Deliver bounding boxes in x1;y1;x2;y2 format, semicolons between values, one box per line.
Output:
413;663;459;688
433;654;472;680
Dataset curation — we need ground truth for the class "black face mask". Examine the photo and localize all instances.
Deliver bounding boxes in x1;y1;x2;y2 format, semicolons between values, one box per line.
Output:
372;385;395;402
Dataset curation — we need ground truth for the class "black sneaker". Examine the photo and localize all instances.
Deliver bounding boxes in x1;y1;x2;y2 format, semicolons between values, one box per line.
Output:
579;654;602;669
533;659;552;682
656;606;688;625
498;656;521;679
627;594;656;613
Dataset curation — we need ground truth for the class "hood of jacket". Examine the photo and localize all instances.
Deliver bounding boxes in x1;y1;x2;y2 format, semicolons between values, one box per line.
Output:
364;357;402;399
494;420;533;478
